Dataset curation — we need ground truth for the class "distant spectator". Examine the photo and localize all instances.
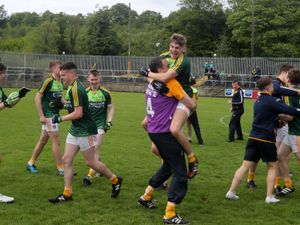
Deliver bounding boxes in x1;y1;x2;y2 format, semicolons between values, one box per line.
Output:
209;61;216;74
251;67;261;82
256;66;261;76
203;62;209;74
220;70;226;84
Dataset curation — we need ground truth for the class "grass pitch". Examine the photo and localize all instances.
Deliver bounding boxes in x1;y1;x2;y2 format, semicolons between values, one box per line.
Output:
0;89;299;225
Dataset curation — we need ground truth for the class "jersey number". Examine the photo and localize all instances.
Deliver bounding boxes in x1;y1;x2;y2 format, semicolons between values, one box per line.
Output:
146;97;155;118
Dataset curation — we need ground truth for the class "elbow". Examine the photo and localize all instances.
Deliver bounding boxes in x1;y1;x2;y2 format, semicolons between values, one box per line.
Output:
74;111;83;119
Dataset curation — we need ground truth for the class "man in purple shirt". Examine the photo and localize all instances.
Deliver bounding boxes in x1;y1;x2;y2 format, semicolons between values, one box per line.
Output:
138;56;195;224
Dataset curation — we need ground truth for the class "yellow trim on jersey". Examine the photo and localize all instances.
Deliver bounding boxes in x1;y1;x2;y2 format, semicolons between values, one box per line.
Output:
248;137;275;144
72;81;79;107
171;53;184;71
160;51;170;56
100;86;110;93
39;77;53;94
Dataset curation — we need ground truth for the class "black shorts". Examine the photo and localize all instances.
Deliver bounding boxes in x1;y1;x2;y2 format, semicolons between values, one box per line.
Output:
243;139;277;163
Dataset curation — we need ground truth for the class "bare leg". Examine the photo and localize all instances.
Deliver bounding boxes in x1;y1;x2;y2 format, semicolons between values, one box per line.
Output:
29;130;49;163
170;108;191;155
63;143;79;188
48;131;63;169
82;146;114;179
266;161;278;197
229;160;253;193
277;143;292;180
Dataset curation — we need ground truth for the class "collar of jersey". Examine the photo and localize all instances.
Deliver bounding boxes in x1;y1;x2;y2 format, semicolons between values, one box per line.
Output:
259;91;271;96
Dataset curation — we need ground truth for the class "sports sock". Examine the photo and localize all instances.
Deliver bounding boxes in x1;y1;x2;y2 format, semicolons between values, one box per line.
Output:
88;169;95;177
28;159;35;166
111;175;118;185
142;185;154;201
57;163;64;171
187;153;196;163
274;176;282;188
63;186;72;197
164;201;176;219
247;172;255;182
284;178;293;188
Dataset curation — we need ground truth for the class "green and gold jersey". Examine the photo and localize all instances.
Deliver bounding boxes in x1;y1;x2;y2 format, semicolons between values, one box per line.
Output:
161;51;193;97
288;93;300;135
38;76;63;117
86;87;112;129
0;87;7;103
64;80;97;137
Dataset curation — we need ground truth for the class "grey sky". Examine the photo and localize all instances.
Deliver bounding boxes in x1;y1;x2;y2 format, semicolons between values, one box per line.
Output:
1;0;180;17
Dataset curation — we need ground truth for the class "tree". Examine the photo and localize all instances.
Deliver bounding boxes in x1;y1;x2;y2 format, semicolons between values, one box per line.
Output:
227;0;300;57
82;9;121;55
137;10;162;26
24;21;60;53
0;5;8;28
109;3;137;26
165;4;227;56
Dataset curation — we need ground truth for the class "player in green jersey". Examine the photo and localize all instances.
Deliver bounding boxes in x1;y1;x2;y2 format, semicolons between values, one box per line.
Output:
48;62;122;203
277;69;300;196
0;63;28;203
144;33;198;179
82;69;115;185
27;61;65;175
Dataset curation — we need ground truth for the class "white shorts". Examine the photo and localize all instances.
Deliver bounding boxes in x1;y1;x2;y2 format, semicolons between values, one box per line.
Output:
176;102;191;117
276;125;288;143
98;128;105;135
66;133;97;151
282;135;300;153
42;119;59;132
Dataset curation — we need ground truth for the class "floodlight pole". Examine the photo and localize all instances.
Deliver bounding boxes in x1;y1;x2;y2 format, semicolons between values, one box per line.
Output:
128;2;131;75
251;0;255;58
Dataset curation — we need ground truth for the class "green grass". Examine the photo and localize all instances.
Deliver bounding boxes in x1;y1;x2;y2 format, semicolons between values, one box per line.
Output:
0;89;300;225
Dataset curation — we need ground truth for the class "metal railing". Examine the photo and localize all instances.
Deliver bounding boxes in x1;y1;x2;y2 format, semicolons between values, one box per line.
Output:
2;51;300;76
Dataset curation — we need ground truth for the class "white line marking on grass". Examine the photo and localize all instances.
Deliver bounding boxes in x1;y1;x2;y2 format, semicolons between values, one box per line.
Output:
219;115;249;136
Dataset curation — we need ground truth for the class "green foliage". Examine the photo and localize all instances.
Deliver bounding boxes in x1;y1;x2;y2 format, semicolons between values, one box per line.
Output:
1;90;300;225
24;21;60;53
0;37;24;51
0;4;8;28
1;1;300;56
81;9;121;55
227;0;300;57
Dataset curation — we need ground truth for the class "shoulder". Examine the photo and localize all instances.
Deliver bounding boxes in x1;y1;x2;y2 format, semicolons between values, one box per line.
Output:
100;87;111;95
42;76;53;85
86;86;91;92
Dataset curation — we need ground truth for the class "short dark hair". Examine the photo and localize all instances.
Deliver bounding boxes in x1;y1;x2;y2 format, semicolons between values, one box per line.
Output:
60;62;77;71
88;69;100;77
288;69;300;85
49;61;62;70
256;77;273;91
0;63;7;72
149;56;166;73
232;80;239;85
170;33;187;47
279;64;293;74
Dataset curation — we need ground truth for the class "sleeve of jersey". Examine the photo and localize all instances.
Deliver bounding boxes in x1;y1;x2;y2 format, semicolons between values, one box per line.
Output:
72;82;82;107
38;79;51;94
165;79;185;100
1;88;7;101
273;81;298;96
105;92;112;105
170;54;187;75
272;98;300;116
